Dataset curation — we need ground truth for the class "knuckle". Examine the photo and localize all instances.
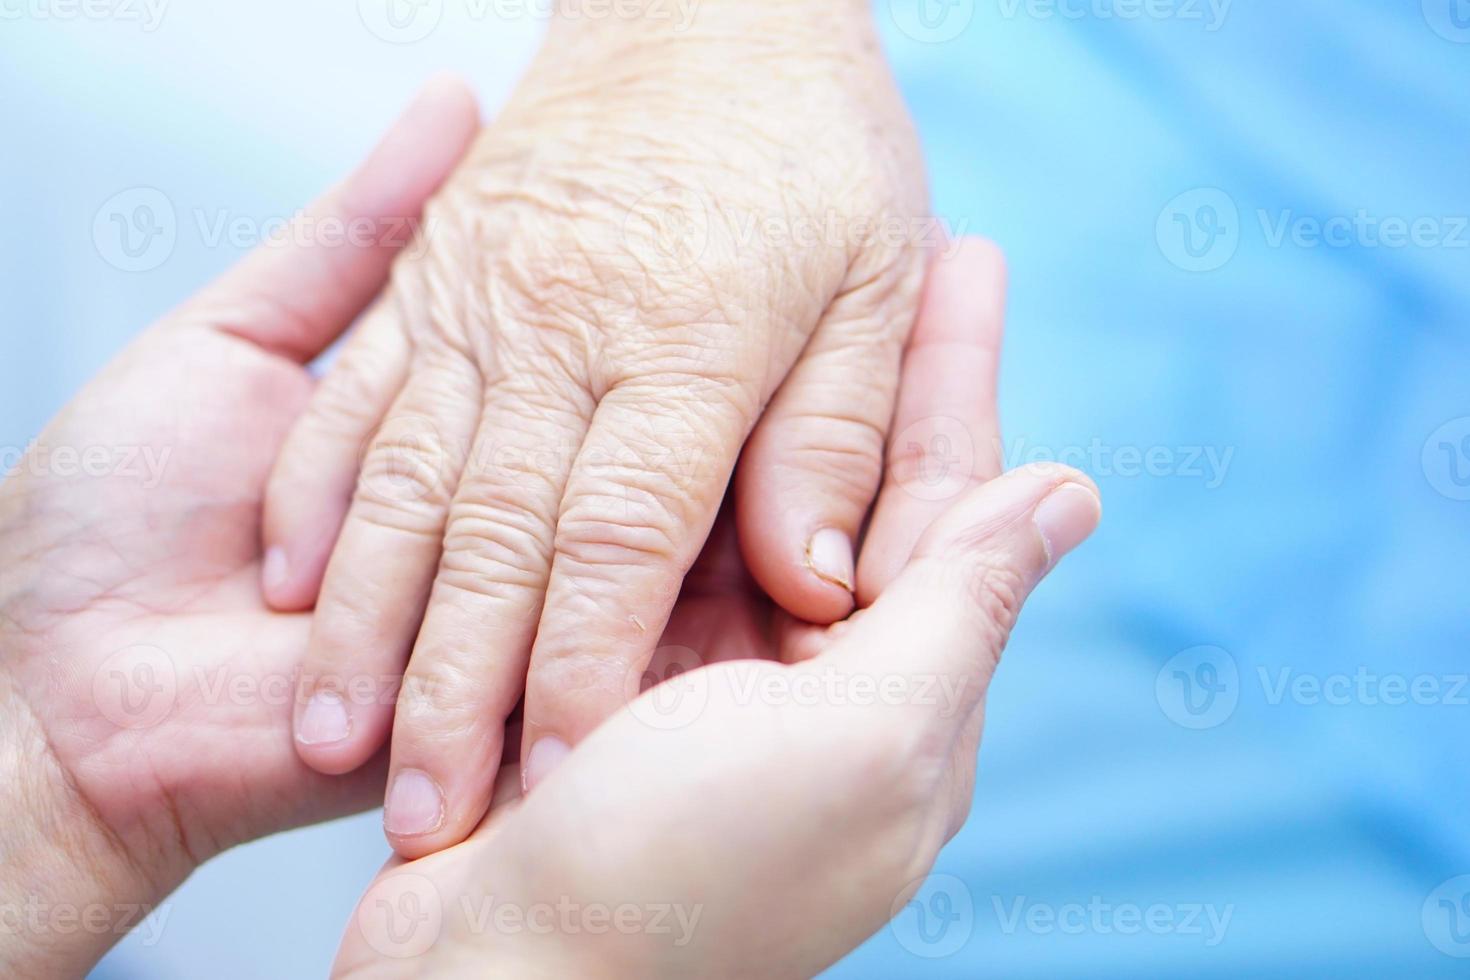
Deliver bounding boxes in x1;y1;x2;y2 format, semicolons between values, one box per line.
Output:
438;495;555;598
771;412;886;500
554;508;682;573
460;444;563;499
554;476;687;572
526;647;631;726
353;428;455;525
785;449;880;506
397;655;499;741
962;559;1027;664
310;591;400;674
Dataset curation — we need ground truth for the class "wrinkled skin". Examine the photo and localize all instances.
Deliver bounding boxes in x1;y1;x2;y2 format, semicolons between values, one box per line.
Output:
332;245;1102;978
260;3;937;857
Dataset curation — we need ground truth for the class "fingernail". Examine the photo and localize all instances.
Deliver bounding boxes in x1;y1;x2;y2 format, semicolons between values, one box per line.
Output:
1032;483;1102;567
297;689;351;746
523;737;571;794
384;769;445;837
262;546;289;595
806;528;854;592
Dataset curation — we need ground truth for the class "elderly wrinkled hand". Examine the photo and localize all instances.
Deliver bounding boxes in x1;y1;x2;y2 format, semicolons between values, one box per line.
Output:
261;1;938;857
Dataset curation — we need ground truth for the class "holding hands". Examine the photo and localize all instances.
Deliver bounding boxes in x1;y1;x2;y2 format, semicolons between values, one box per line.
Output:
0;8;1099;974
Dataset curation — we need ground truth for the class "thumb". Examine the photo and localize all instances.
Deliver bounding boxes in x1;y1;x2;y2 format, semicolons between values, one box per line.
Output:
829;463;1100;710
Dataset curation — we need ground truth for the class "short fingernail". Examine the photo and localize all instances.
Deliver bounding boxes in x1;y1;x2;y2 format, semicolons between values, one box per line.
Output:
523;737;571;794
1032;482;1102;567
384;769;445;837
297;690;351;746
806;528;854;592
262;546;289;595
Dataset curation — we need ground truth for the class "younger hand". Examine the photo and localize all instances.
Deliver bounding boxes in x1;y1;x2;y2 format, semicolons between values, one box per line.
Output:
0;80;478;977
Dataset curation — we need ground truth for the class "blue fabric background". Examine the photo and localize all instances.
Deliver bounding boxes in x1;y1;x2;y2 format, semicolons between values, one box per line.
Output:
2;2;1466;976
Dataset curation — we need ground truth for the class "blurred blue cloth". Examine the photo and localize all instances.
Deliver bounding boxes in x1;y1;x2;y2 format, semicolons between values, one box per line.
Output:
2;2;1467;977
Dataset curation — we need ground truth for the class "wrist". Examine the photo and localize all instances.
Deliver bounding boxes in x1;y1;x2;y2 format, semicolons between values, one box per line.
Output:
491;0;902;170
529;0;884;88
0;665;163;977
543;0;873;38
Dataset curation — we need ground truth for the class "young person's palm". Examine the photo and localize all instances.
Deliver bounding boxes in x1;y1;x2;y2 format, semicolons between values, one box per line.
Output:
0;80;480;898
